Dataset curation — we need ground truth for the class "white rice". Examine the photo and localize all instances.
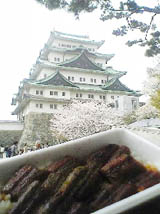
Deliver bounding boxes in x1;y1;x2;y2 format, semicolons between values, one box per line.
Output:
0;194;14;214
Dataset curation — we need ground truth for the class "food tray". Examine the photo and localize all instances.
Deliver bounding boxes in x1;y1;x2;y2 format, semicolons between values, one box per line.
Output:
1;128;160;214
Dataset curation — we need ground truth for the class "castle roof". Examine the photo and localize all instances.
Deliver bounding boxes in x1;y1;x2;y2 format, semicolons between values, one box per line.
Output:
59;51;105;71
40;46;114;62
30;75;139;96
32;70;78;88
49;31;105;49
102;78;136;93
29;58;126;81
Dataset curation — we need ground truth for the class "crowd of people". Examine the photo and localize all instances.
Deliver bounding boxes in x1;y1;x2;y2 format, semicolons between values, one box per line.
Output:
0;141;50;159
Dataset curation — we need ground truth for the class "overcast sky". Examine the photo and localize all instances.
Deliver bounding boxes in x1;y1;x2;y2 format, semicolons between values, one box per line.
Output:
0;0;156;120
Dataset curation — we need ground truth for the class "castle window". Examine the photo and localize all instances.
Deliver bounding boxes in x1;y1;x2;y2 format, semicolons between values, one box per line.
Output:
62;92;65;96
76;93;79;97
103;96;106;100
68;76;71;81
83;78;85;82
80;94;82;98
54;57;60;62
94;79;96;83
72;77;74;81
101;80;106;84
50;91;53;95
40;104;43;108
115;100;119;109
54;91;58;96
36;104;38;108
50;104;53;109
54;104;57;109
36;90;39;95
111;96;114;99
132;100;137;110
40;90;43;95
90;78;93;83
88;94;94;99
100;95;102;99
80;77;82;82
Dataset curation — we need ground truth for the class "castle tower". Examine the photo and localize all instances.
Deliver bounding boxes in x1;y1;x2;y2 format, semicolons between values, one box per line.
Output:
12;30;140;120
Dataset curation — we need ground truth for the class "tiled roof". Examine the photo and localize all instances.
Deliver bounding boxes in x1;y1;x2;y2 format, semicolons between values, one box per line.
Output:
52;31;105;48
59;51;105;71
33;70;78;88
102;78;134;93
40;46;114;61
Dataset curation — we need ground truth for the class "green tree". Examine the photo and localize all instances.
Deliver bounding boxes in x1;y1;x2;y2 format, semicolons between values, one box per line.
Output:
35;0;160;57
151;89;160;111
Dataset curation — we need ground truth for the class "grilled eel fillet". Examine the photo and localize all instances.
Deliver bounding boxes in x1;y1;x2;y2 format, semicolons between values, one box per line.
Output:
89;182;117;211
75;144;131;200
86;144;120;169
9;167;49;201
66;202;90;214
2;165;34;194
3;144;160;214
36;166;88;214
133;170;160;191
10;180;40;214
35;145;129;213
19;156;82;214
101;153;146;183
91;183;137;211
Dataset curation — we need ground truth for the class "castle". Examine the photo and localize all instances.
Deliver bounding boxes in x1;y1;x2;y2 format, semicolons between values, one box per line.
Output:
12;30;140;121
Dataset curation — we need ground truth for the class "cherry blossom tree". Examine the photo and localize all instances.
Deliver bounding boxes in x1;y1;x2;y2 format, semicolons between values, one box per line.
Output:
143;59;160;111
135;102;159;120
143;60;160;96
50;100;124;142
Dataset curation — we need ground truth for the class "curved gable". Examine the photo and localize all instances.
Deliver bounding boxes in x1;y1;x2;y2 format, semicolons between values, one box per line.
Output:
102;78;133;92
36;71;78;88
59;51;104;71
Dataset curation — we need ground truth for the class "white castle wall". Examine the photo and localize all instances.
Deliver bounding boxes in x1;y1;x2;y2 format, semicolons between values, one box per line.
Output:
118;95;139;112
29;86;71;99
0;121;24;131
36;67;57;80
52;38;98;51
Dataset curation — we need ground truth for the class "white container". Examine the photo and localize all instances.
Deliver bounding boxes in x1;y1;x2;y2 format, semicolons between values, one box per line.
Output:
0;128;160;214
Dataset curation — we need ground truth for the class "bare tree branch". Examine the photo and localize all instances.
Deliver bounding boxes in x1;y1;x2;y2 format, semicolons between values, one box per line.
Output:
145;13;157;40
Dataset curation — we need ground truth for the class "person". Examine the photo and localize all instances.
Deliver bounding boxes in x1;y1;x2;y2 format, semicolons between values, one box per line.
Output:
23;144;28;153
10;142;18;157
46;142;49;148
4;146;11;158
18;148;24;155
35;141;41;150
